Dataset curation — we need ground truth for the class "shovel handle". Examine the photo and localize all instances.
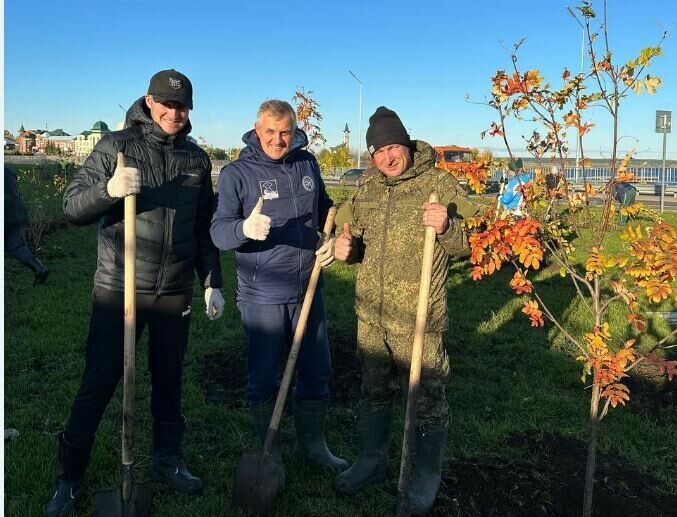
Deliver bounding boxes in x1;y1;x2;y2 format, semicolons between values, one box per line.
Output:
397;192;438;515
122;193;136;467
263;206;337;454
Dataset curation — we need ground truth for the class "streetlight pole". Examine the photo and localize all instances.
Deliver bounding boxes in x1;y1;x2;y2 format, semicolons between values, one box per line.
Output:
348;70;363;168
567;6;585;184
655;111;671;213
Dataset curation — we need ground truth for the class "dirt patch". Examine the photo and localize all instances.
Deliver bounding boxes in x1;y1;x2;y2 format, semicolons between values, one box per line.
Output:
199;346;247;408
433;431;675;516
198;332;362;409
329;331;361;406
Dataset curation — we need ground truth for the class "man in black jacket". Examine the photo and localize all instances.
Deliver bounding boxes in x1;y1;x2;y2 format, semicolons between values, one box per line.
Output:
44;69;224;517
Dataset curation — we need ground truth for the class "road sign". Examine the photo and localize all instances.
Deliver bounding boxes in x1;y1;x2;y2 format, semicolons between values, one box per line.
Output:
655;110;672;133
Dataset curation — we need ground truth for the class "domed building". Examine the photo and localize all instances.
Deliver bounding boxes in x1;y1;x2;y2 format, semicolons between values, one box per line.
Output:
74;120;111;158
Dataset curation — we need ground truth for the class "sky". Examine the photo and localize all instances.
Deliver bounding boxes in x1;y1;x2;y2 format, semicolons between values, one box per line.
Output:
4;0;677;160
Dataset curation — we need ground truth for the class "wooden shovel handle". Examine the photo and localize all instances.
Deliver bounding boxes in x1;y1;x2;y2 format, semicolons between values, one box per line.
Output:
397;192;439;514
122;193;136;467
263;207;337;454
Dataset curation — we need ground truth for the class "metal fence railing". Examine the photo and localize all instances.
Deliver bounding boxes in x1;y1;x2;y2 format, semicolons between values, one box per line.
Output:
490;166;677;185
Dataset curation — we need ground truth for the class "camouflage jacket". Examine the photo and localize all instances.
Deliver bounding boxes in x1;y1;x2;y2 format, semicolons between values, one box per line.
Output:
335;140;478;334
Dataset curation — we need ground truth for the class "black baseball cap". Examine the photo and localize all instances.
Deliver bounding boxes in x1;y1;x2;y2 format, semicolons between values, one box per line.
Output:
147;69;193;109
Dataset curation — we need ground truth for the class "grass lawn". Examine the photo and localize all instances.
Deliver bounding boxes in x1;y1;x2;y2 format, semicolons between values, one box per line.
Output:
4;181;676;516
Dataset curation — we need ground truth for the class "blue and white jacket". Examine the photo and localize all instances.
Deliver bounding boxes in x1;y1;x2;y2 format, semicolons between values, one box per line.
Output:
499;172;533;216
210;128;332;304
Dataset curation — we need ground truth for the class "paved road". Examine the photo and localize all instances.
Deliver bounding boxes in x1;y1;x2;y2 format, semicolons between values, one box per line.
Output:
324;178;677;210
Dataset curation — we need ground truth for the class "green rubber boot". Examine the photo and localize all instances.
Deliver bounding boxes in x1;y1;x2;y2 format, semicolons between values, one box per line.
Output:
333;407;393;494
293;398;348;472
407;423;448;515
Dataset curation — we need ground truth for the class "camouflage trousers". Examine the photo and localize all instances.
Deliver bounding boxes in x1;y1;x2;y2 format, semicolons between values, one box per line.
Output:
356;321;450;427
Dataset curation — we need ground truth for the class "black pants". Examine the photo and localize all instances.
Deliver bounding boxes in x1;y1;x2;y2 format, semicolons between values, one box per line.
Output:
65;286;192;440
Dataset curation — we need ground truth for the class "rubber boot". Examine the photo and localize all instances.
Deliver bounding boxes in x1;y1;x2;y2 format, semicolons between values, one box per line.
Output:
27;256;49;285
249;396;285;487
407;423;448;515
44;432;94;517
293;398;348;472
151;418;203;495
334;407;393;494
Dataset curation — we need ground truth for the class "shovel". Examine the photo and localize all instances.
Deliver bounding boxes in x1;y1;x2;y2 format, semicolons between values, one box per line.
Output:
94;153;154;516
396;192;439;517
232;206;337;514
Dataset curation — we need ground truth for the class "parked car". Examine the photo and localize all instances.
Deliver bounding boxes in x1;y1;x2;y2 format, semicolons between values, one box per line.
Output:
339;168;366;187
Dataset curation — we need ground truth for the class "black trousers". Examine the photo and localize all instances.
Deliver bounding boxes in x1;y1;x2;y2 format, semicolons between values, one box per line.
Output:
65;286;192;440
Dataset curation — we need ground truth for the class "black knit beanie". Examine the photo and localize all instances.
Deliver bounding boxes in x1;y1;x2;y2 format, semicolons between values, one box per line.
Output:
366;106;411;155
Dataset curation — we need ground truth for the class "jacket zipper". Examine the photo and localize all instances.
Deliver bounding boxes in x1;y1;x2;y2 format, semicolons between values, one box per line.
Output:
378;186;393;326
283;163;304;299
155;147;170;294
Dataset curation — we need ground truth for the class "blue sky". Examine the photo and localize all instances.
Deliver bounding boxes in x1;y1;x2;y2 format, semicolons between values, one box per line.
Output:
4;0;676;160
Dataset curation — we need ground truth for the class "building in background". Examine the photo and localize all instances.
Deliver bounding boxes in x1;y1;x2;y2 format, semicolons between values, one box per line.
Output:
74;120;110;158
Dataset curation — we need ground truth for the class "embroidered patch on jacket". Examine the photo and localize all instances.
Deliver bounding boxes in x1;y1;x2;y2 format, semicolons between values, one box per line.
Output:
260;180;279;200
169;77;182;90
182;305;191;317
302;176;314;191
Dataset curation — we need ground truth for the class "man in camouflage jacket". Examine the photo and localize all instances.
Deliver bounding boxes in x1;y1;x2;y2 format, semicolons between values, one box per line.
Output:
332;107;477;514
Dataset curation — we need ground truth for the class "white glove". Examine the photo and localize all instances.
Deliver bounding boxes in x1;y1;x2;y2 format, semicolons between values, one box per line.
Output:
242;197;271;241
107;152;141;198
315;238;335;268
204;287;225;321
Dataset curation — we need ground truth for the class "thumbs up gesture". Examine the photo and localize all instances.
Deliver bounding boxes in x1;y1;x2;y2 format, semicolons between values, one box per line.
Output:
107;152;141;198
243;197;272;241
333;223;353;262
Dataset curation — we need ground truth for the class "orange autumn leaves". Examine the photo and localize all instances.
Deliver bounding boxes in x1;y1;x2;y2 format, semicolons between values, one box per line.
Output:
469;217;544;329
453;161;492;195
579;324;637;408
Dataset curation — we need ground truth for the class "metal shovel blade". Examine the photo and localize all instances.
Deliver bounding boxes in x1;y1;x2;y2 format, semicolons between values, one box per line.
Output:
93;480;154;517
232;449;285;514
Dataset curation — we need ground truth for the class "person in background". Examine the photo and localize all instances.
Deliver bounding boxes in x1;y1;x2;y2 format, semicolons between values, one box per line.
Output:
498;158;533;218
4;166;49;285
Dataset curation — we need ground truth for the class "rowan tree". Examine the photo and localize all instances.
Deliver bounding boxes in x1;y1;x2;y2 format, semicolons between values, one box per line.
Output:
464;2;675;515
292;88;326;154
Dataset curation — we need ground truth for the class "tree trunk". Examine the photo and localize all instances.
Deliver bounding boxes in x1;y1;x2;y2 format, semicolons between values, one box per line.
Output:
583;382;601;517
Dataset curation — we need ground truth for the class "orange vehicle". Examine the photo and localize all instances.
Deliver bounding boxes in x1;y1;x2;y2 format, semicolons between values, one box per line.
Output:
433;145;474;174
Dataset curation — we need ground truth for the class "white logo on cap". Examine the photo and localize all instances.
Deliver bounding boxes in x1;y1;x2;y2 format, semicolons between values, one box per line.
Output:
169;77;182;90
368;145;375;154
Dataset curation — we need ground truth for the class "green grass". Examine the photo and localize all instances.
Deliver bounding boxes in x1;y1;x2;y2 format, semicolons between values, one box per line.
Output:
4;186;676;516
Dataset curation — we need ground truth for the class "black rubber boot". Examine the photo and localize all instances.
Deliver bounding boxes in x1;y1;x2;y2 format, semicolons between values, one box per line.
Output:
44;432;94;517
151;418;203;495
27;257;49;285
293;398;348;472
334;407;393;494
250;396;282;457
407;423;448;515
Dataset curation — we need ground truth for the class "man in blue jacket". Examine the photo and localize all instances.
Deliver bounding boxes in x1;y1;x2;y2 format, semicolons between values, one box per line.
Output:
211;100;347;474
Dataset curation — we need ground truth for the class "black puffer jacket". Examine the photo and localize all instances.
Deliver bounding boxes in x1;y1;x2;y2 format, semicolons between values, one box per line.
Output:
63;97;222;295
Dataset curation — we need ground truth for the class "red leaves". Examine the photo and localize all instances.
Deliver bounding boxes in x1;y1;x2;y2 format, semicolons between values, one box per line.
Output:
489;122;504;137
659;360;677;381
